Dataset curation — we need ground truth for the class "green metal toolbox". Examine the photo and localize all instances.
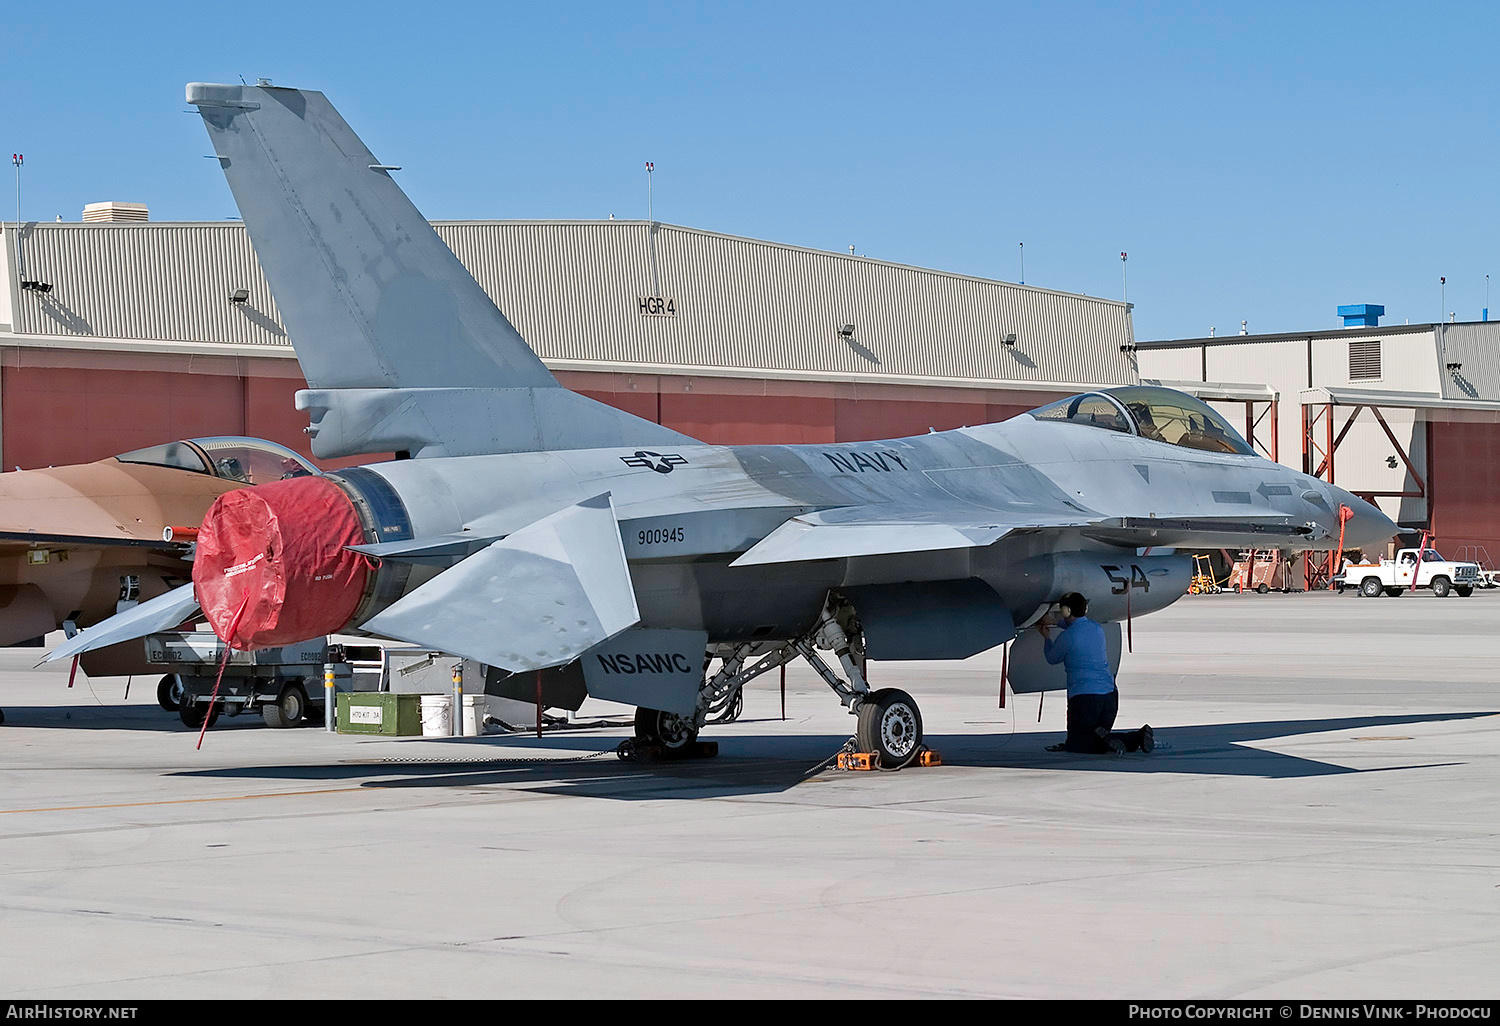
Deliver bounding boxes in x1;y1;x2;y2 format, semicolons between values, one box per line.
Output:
337;692;423;736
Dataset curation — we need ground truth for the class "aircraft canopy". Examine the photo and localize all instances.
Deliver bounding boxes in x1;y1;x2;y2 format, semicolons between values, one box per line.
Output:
1029;386;1255;456
114;437;318;483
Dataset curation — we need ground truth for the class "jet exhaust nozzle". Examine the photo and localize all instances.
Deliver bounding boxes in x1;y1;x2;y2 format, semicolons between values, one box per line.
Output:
193;475;371;649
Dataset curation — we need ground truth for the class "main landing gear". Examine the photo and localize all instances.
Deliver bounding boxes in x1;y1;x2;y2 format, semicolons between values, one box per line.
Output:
630;595;927;769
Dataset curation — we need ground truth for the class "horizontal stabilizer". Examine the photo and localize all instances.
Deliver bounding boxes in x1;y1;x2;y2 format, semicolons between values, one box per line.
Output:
44;584;201;664
731;505;1095;567
362;494;639;672
349;532;499;564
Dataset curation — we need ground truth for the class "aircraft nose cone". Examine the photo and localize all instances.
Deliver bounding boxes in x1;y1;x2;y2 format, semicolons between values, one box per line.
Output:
1333;489;1398;551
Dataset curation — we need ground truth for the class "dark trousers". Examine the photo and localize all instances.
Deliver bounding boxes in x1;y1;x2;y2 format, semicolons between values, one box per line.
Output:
1065;690;1146;753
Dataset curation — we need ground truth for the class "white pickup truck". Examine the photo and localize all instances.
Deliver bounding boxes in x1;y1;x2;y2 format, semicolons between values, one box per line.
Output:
1337;548;1482;598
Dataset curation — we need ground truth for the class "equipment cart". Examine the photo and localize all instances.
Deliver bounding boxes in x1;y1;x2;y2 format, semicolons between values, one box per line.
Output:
147;632;361;729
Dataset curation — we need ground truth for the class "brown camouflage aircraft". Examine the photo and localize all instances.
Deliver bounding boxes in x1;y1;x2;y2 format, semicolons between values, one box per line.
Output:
0;437;316;721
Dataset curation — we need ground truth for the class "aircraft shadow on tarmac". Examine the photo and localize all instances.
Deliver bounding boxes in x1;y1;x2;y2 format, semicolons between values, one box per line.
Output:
142;710;1498;801
0;703;279;731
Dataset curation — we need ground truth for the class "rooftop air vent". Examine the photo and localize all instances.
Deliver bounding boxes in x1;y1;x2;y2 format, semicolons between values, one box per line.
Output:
1349;339;1381;380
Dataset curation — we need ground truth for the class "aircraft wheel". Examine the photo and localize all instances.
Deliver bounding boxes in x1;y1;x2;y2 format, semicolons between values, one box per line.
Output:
634;707;698;753
0;707;6;725
179;700;219;730
263;682;308;729
1383;587;1404;598
156;674;184;711
856;688;924;769
1456;585;1474;597
1360;578;1383;598
1431;576;1452;598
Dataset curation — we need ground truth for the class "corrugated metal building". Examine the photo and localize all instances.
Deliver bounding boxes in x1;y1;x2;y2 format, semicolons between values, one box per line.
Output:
1139;320;1500;560
0;219;1138;468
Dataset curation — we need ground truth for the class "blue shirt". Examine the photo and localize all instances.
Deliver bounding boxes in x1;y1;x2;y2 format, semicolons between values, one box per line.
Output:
1043;616;1116;698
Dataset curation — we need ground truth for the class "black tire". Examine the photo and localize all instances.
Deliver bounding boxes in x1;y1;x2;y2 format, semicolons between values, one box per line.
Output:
156;674;184;712
855;688;924;769
179;700;220;729
1456;585;1474;597
1432;576;1452;597
263;682;308;729
1384;587;1404;598
634;706;699;752
1256;583;1270;594
0;707;6;725
1360;577;1383;598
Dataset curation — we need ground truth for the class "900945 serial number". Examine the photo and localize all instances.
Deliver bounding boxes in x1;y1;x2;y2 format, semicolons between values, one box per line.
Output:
638;527;685;546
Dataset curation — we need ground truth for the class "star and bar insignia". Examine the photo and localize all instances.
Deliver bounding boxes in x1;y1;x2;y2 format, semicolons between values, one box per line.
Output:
620;451;689;474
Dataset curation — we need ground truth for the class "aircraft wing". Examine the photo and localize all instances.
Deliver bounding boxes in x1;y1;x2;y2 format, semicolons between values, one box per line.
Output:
730;504;1100;567
43;584;202;664
362;494;639;673
731;503;1327;567
0;530;188;553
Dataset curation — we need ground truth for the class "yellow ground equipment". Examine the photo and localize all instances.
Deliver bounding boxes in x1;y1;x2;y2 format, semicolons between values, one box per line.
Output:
1188;553;1222;594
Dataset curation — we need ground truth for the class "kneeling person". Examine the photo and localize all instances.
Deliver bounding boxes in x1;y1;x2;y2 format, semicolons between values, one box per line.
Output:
1039;593;1153;755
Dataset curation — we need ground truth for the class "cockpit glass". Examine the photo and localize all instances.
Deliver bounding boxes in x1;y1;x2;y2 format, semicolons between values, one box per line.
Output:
113;438;318;482
1027;393;1133;434
1106;386;1256;456
193;438;318;484
114;442;211;474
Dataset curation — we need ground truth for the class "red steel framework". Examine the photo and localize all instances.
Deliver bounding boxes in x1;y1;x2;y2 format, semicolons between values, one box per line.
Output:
1300;401;1427;588
1243;398;1280;463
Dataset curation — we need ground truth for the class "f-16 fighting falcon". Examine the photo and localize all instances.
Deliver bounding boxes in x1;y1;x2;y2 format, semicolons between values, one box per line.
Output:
51;83;1397;767
0;436;316;722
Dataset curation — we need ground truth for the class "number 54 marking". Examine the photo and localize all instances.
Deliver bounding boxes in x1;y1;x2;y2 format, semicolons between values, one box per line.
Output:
1101;564;1151;594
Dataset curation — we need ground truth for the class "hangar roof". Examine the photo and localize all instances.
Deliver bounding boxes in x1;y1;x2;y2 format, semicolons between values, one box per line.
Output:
1139;319;1500;406
1;220;1137;392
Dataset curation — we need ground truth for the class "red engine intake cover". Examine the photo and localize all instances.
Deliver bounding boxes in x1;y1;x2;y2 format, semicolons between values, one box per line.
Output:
193;475;371;650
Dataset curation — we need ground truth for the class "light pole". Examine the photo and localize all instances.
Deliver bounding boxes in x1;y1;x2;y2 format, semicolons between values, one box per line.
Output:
1121;251;1128;302
1440;276;1446;323
1018;241;1024;285
645;161;654;222
11;153;22;282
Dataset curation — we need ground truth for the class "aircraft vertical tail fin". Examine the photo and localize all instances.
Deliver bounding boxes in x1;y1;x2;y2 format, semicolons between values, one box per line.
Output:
187;82;691;458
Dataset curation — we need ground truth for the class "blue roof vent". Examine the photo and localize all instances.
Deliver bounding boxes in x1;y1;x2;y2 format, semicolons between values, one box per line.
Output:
1338;303;1384;327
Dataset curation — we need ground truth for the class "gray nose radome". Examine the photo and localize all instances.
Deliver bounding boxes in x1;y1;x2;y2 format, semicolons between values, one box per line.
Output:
1332;490;1399;551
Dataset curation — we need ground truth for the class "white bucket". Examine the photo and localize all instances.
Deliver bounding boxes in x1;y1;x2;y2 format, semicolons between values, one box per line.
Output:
419;694;452;737
461;694;487;737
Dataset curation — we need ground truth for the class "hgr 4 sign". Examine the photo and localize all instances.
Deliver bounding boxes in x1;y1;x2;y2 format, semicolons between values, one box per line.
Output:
638;296;677;317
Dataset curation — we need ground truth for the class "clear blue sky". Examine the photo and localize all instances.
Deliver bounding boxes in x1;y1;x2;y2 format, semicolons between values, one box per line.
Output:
4;1;1496;340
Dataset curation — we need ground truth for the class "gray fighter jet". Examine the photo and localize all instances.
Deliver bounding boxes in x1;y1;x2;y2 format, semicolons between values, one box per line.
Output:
51;84;1395;766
